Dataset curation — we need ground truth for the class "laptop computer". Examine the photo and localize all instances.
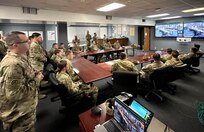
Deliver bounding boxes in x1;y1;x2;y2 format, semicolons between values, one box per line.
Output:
94;97;146;132
127;99;154;129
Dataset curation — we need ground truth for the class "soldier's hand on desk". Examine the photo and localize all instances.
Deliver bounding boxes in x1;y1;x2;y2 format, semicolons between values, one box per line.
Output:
35;71;44;81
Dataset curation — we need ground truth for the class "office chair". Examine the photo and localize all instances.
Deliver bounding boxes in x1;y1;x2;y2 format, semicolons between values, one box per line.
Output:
112;71;138;97
183;54;203;73
49;73;92;113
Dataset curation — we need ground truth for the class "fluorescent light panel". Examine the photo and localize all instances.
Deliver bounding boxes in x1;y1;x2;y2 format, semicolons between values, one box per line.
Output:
97;2;126;12
146;13;169;18
194;12;204;16
182;7;204;13
161;16;181;20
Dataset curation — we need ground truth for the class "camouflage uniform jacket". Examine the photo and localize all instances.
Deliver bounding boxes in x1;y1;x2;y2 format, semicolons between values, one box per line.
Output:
0;52;40;123
140;61;164;79
178;52;196;61
104;42;112;50
56;71;80;94
29;41;47;72
111;59;139;74
54;56;62;64
113;42;121;49
49;47;56;57
72;44;81;52
161;54;172;62
164;57;183;67
93;36;98;44
86;34;92;47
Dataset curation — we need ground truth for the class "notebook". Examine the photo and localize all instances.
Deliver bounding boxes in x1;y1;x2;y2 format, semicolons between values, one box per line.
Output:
94;97;146;132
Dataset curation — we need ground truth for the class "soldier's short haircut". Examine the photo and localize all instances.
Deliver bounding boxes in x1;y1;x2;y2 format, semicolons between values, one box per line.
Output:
153;53;161;61
32;33;41;38
191;47;198;53
65;50;72;56
172;50;179;58
52;43;58;47
167;48;173;54
5;31;25;46
120;52;127;60
54;49;61;55
194;43;200;50
58;60;67;72
60;43;64;45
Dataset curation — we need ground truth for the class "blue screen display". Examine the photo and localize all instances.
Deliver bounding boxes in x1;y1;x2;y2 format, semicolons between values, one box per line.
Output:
130;100;151;121
155;23;183;37
183;21;204;38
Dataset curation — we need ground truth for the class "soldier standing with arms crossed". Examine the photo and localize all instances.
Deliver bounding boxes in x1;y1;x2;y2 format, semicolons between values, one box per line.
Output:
0;31;43;132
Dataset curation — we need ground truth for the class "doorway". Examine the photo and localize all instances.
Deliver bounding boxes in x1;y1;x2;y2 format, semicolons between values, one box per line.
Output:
138;26;150;52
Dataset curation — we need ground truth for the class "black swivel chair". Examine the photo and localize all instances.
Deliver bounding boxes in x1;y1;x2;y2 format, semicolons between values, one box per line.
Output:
112;71;138;97
49;73;92;113
183;53;203;73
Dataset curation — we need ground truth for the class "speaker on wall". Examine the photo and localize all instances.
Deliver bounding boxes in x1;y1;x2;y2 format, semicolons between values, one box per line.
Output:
106;15;112;20
142;19;146;22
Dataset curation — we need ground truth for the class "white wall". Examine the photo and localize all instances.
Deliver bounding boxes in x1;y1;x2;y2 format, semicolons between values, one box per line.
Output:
0;5;155;26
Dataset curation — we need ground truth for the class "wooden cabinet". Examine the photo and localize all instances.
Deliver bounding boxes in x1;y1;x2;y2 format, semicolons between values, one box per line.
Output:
98;38;129;46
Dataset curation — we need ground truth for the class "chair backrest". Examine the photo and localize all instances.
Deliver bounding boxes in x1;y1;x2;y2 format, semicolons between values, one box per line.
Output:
183;55;200;67
149;66;172;89
112;71;138;96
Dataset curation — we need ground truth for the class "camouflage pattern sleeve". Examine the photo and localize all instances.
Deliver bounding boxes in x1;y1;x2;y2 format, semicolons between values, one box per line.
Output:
1;64;37;101
56;72;79;94
29;42;47;62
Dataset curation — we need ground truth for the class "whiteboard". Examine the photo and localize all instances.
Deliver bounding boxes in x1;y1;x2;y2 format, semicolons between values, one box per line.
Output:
67;26;107;43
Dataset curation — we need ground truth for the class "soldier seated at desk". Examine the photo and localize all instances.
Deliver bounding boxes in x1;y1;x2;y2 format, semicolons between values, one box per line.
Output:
161;48;172;62
113;40;121;49
56;60;98;102
104;39;113;60
49;43;58;57
52;49;63;64
63;50;80;81
140;53;164;81
72;41;82;53
111;52;139;74
164;50;183;67
178;47;198;61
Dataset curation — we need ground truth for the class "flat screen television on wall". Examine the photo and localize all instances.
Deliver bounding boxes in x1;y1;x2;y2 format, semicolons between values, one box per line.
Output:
183;21;204;38
155;23;183;37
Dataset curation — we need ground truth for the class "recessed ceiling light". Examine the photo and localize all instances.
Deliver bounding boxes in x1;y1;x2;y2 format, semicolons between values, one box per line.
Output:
161;16;182;20
194;13;204;16
146;13;169;18
182;7;204;13
96;2;126;12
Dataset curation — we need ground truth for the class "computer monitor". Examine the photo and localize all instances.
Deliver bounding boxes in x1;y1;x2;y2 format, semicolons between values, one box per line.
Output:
129;99;154;128
114;97;145;132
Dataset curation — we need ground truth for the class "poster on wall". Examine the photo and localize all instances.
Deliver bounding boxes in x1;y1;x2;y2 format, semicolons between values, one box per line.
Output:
20;31;29;37
0;31;3;37
129;26;135;36
47;31;55;40
29;31;43;39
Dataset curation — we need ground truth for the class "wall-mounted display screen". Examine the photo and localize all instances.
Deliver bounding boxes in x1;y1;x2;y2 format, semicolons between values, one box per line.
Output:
155;23;183;37
183;21;204;38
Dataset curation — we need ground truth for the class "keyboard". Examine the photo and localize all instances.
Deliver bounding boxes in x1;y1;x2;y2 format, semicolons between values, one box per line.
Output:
104;120;121;132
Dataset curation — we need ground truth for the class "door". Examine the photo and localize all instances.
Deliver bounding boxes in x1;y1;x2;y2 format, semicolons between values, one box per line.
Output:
143;27;150;52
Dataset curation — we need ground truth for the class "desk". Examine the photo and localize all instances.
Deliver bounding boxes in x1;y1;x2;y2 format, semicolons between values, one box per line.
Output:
72;58;112;83
124;45;137;56
79;103;174;132
76;48;124;63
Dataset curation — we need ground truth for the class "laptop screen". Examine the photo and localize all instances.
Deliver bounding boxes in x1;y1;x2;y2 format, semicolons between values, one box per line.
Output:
114;98;145;132
129;100;153;126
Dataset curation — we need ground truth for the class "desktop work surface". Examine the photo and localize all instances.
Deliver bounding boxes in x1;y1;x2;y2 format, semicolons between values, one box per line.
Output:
79;103;174;132
72;58;112;83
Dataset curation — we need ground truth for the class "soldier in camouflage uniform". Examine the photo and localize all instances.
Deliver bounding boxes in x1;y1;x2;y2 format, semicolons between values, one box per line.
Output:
86;31;92;48
113;40;121;49
49;43;58;57
178;47;198;61
53;49;63;64
92;33;98;44
111;52;139;74
29;33;47;72
72;41;82;53
164;50;183;67
0;31;43;132
140;53;164;80
72;35;80;44
56;60;98;101
161;48;172;62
